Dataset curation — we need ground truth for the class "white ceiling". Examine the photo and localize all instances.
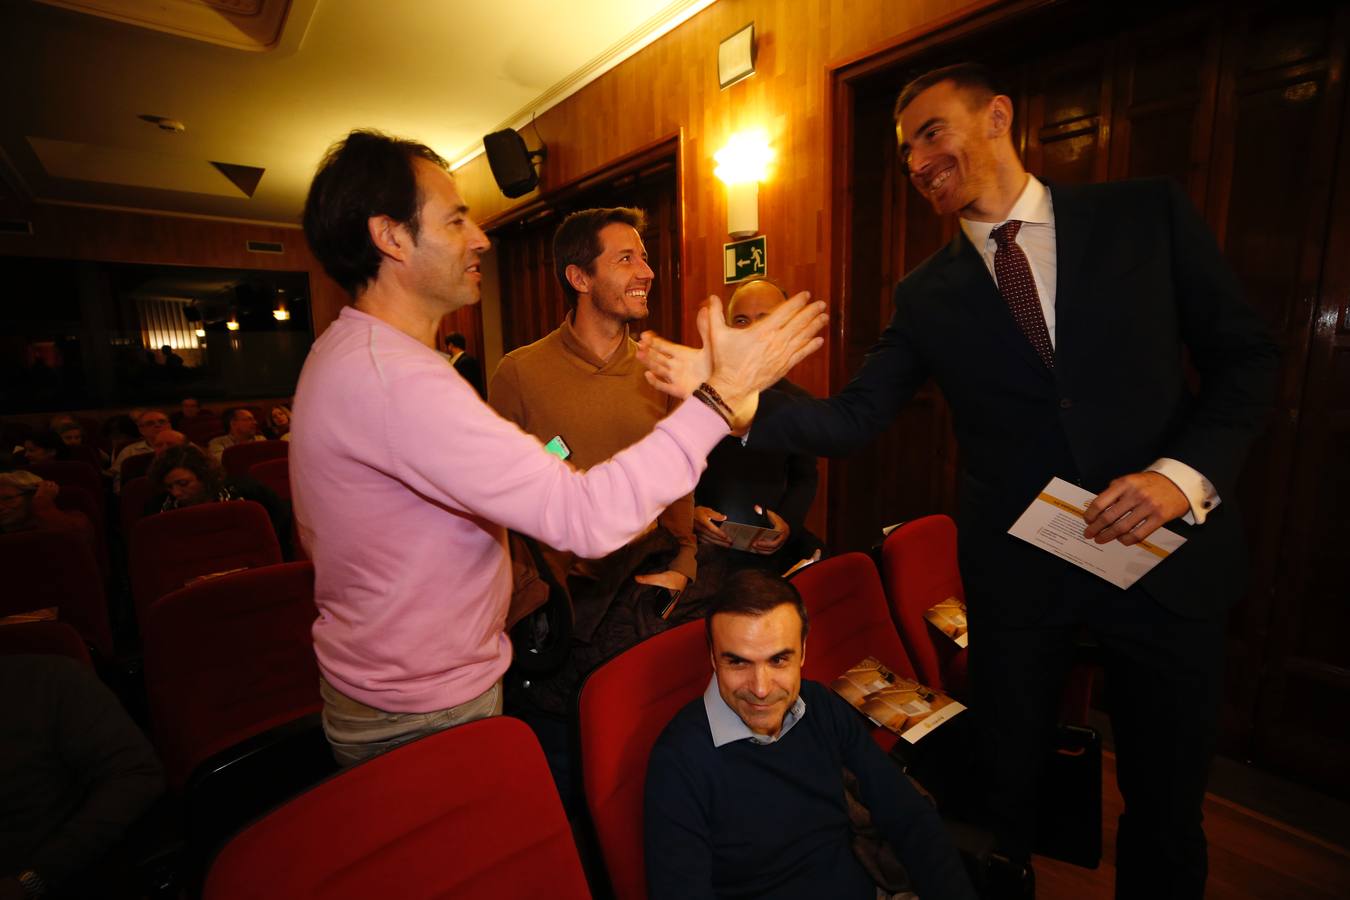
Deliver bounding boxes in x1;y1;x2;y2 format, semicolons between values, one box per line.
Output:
0;0;715;224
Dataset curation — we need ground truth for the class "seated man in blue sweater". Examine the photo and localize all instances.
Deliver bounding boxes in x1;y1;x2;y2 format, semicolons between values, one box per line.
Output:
644;569;976;899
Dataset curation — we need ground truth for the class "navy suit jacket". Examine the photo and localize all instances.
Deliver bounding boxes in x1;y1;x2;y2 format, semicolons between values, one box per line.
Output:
753;178;1278;624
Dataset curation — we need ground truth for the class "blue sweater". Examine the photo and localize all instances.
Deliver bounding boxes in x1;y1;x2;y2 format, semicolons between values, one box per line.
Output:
644;680;976;899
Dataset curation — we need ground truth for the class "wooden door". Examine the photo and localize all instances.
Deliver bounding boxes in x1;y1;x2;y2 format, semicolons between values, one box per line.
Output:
490;159;681;355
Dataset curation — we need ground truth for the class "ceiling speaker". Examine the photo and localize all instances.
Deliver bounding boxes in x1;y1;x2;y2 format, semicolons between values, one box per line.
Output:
483;129;546;199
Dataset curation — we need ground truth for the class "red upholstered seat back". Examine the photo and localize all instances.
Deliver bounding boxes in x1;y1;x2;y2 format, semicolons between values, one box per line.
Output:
119;476;157;536
0;529;112;658
141;561;320;789
880;515;966;692
203;716;592;900
579;619;709;900
791;553;920;753
220;439;288;479
248;457;290;502
129;500;282;617
181;415;223;446
791;552;917;684
29;459;105;521
119;450;154;483
0;620;93;667
52;481;108;575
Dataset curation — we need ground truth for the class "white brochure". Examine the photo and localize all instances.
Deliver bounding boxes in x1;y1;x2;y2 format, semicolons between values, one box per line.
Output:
1007;477;1186;590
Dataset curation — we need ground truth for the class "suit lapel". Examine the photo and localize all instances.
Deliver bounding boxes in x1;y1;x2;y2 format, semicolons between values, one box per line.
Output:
934;231;1053;381
1046;182;1095;362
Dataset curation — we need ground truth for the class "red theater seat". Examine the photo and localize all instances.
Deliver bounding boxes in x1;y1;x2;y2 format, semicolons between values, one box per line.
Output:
791;552;921;753
141;561;320;790
28;459;105;521
120;476;158;535
119;450;154;484
579;619;708;900
248;457;290;502
0;620;93;667
221;439;287;480
129;500;282;617
52;481;108;575
0;529;113;659
202;716;591;900
880;515;966;693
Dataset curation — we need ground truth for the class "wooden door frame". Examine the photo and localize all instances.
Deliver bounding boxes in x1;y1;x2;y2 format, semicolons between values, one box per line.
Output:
479;132;685;348
479;132;683;252
820;0;1056;543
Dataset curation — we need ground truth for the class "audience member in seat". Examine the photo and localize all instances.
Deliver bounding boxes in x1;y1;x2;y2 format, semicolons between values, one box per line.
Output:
489;207;699;711
169;397;206;430
146;445;290;553
51;420;105;470
17;430;67;466
266;405;293;441
150;429;188;457
291;130;824;766
644;570;975;900
110;410;170;493
444;332;486;399
206;407;264;461
694;278;823;575
0;470;93;539
0;654;165;900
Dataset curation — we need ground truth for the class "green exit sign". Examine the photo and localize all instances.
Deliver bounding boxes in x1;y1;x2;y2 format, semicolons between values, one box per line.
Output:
723;236;767;283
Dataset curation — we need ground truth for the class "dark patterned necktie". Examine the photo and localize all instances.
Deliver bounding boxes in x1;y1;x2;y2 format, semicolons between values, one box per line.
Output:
992;220;1055;369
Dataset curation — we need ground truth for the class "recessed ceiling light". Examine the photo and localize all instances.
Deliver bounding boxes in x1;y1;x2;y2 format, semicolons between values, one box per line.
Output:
138;114;186;133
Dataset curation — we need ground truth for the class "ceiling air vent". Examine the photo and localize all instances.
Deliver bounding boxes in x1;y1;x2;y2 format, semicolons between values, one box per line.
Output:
246;240;284;254
0;219;34;236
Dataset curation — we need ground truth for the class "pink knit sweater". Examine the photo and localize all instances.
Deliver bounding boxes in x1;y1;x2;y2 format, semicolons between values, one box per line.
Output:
291;307;725;712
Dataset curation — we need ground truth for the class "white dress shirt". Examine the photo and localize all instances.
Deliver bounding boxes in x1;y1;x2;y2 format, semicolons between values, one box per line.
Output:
959;175;1220;525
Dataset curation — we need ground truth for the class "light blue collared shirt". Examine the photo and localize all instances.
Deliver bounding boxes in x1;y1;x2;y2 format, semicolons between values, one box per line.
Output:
702;675;807;747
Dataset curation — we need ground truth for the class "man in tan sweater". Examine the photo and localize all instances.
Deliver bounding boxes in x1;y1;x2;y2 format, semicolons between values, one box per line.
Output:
490;207;696;643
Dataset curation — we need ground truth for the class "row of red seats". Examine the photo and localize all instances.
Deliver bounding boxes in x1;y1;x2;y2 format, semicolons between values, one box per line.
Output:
200;541;981;898
0;513;1087;897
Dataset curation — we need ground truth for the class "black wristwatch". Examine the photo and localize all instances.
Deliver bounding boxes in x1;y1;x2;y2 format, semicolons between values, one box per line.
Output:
17;870;46;898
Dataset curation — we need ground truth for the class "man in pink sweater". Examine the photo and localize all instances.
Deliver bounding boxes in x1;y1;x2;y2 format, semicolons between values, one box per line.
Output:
293;129;825;764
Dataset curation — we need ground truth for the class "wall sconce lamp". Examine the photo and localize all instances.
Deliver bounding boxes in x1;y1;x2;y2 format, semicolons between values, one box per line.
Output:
272;305;290;322
714;130;773;238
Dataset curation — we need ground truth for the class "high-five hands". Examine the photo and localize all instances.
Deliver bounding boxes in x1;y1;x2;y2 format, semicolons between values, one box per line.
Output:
636;292;826;433
1083;471;1190;546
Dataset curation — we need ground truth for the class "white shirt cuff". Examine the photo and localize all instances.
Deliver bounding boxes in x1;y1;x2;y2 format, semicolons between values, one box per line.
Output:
1147;458;1220;525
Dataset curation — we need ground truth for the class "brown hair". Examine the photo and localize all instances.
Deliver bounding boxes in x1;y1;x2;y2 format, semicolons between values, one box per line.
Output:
551;207;647;308
705;569;809;648
893;62;999;121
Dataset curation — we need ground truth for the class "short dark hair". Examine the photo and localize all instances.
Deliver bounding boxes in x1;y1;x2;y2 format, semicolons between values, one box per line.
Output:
303;129;449;298
149;444;224;496
705;569;809;648
445;332;467;351
552;207;647;308
222;407;251;427
27;430;63;454
893;62;1000;122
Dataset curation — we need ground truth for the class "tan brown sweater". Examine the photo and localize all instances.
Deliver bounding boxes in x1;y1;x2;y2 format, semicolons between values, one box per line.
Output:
489;314;697;580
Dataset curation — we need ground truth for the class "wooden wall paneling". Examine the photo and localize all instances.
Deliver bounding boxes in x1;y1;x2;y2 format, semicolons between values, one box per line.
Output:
1238;2;1350;798
1024;44;1113;186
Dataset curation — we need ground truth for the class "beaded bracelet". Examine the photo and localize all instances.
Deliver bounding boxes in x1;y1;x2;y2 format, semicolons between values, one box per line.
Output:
691;383;735;429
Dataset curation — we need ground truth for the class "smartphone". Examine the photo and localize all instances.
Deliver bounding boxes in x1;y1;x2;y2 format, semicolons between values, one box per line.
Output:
543;435;571;461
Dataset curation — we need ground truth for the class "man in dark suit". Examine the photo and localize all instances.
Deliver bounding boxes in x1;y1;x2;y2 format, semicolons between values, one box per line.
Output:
445;331;486;399
645;63;1277;897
